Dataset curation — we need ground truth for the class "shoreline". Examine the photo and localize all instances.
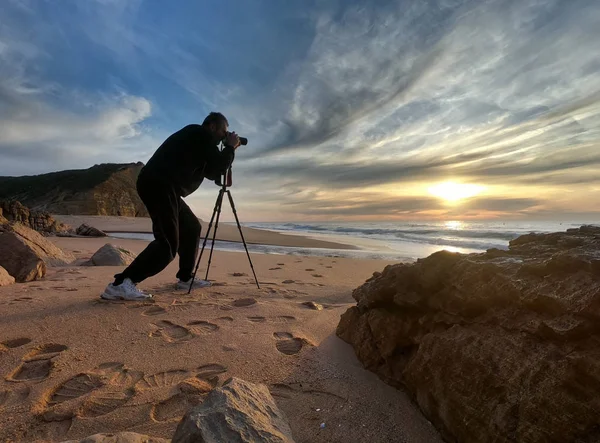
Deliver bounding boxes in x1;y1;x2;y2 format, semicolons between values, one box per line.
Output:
54;215;358;251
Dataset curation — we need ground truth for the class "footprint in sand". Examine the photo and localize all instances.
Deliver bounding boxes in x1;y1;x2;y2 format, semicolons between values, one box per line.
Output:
135;369;192;392
305;268;315;271
277;263;285;266
232;272;248;277
311;274;323;278
247;316;267;323
232;298;257;307
0;386;30;410
273;333;313;355
144;363;228;422
326;266;333;268
273;332;293;339
282;280;295;284
151;321;193;343
142;305;167;316
46;373;105;407
7;343;68;382
269;267;282;270
77;365;144;418
196;363;228;387
1;338;31;349
187;320;219;335
150;367;225;422
216;316;234;322
38;363;143;420
153;379;216;422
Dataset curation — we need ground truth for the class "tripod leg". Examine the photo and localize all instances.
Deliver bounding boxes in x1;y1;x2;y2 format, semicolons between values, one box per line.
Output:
225;190;260;289
189;189;224;294
204;188;225;281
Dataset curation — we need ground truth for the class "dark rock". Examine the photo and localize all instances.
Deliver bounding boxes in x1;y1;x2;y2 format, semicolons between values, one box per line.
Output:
76;223;107;237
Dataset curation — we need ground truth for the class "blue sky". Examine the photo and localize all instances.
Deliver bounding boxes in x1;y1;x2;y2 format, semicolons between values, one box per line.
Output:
2;0;600;222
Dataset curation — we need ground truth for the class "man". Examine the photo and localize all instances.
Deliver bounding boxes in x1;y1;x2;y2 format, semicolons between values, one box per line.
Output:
101;112;241;300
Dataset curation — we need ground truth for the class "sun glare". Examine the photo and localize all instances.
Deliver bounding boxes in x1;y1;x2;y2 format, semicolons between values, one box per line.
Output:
428;182;485;202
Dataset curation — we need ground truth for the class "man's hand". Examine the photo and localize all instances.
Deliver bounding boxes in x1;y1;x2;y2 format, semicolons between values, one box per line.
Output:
225;132;241;149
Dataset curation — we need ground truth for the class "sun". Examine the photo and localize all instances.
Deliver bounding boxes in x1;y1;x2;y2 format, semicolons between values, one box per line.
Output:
428;182;485;202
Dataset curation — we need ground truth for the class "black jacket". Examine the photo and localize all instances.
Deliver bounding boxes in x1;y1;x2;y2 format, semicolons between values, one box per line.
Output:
141;124;235;197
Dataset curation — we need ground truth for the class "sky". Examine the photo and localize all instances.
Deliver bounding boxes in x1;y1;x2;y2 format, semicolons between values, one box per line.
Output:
1;0;600;222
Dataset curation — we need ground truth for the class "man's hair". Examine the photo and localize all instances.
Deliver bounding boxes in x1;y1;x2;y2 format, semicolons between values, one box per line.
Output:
202;112;228;128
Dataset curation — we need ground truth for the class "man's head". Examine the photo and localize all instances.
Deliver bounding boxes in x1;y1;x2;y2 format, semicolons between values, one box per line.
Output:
202;112;229;145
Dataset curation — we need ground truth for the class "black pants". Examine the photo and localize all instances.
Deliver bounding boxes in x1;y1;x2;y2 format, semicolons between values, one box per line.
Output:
115;172;201;284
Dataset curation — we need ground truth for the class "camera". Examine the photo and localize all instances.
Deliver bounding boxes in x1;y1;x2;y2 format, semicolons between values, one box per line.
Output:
227;132;248;146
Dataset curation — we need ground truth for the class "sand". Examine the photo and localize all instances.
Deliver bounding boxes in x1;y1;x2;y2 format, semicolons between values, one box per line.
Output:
0;225;443;442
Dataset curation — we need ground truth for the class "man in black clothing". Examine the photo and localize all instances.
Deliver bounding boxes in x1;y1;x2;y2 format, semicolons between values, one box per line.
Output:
101;112;241;301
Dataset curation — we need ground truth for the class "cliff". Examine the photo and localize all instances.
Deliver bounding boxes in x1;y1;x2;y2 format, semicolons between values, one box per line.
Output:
337;225;600;443
0;163;148;217
0;201;71;235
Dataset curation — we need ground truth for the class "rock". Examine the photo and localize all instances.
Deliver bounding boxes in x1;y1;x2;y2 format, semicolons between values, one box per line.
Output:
336;226;600;443
60;432;169;443
76;223;107;237
0;266;15;286
172;377;295;443
85;244;137;266
302;301;323;310
0;200;72;235
0;223;75;282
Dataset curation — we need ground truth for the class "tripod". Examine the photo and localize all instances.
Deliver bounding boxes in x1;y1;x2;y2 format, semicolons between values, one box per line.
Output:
188;167;260;293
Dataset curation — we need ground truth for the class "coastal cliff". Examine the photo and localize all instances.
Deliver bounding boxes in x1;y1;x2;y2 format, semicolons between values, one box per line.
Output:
0;163;148;217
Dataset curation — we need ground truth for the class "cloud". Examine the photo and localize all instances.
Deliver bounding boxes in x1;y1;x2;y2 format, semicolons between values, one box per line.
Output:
3;0;600;220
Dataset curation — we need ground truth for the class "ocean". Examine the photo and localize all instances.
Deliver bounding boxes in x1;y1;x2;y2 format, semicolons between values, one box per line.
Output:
109;220;594;262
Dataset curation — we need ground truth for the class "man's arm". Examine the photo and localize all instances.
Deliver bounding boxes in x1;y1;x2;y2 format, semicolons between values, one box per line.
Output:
203;145;235;180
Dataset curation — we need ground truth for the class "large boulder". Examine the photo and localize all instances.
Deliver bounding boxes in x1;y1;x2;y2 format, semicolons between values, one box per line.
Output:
0;266;15;286
337;225;600;443
60;432;169;443
0;223;75;282
172;377;295;443
84;244;136;266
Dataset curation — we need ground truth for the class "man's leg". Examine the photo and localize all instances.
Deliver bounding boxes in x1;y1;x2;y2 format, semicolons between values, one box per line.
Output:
115;185;180;285
175;198;201;282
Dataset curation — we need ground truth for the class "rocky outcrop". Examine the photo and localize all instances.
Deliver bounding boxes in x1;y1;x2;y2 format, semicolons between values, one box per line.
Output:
0;223;75;282
76;223;107;237
61;432;169;443
84;244;136;266
336;225;600;443
172;377;295;443
0;200;72;235
0;163;148;217
0;266;15;286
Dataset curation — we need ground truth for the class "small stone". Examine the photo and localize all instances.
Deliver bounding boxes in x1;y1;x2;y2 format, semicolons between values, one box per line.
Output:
302;301;323;311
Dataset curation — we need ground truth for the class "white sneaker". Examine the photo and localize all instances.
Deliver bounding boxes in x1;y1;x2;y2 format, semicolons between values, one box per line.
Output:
101;278;153;301
177;278;212;290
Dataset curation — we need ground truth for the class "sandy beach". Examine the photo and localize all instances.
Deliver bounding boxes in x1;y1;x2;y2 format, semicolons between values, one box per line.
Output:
0;221;442;442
